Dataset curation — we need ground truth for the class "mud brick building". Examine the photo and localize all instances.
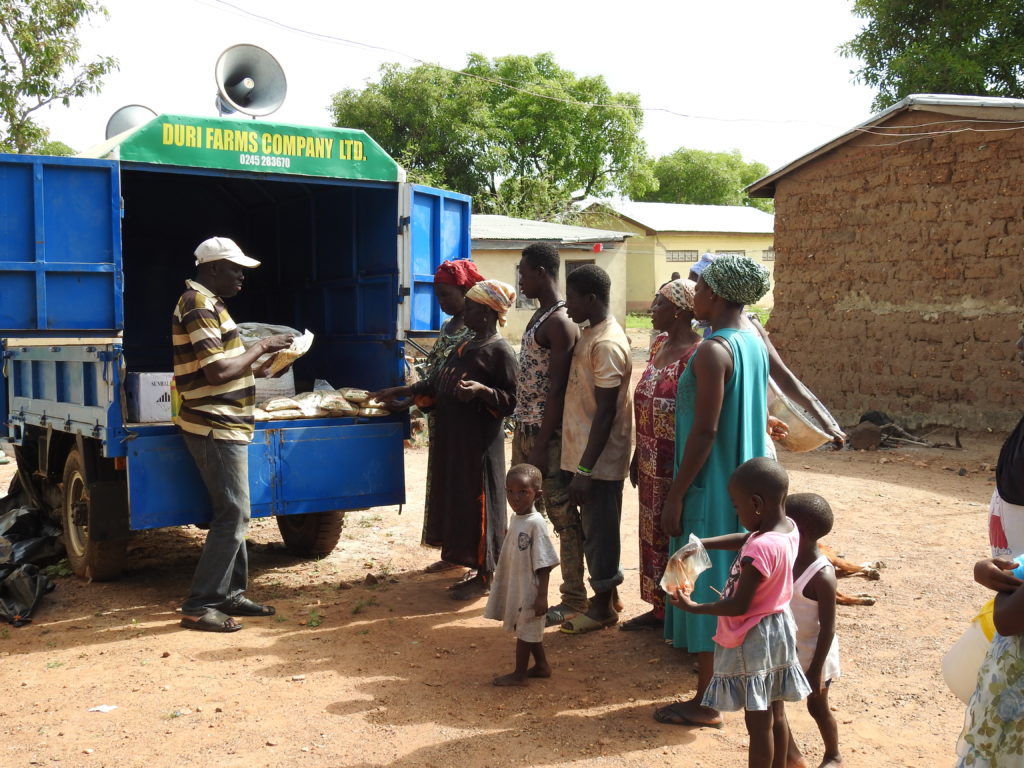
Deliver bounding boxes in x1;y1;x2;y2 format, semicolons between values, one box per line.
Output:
748;94;1024;431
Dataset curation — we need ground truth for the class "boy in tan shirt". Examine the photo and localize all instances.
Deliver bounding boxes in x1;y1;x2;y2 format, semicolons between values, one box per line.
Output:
558;264;633;634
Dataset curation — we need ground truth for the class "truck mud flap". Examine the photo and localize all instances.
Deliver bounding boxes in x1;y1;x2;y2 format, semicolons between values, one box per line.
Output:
86;480;130;541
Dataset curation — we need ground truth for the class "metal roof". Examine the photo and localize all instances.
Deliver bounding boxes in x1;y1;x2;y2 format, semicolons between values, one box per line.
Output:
747;94;1024;198
470;214;634;245
585;200;774;235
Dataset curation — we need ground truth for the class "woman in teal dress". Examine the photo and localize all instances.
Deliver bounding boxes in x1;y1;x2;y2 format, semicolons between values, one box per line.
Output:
654;255;773;729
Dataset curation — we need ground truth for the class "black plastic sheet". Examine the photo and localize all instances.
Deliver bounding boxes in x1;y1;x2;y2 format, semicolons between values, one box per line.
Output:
0;506;65;567
0;564;54;626
0;477;63;625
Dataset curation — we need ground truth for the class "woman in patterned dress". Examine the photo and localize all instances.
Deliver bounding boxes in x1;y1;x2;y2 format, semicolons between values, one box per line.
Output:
621;279;701;631
958;557;1024;765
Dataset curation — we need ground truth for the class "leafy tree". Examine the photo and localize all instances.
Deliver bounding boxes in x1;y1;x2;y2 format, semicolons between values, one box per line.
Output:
638;147;773;213
0;0;117;153
34;138;74;155
841;0;1024;110
330;53;655;220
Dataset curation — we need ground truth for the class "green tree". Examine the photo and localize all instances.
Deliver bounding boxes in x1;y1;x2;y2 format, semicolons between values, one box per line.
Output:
841;0;1024;111
35;138;74;155
0;0;117;153
638;147;773;213
330;53;655;220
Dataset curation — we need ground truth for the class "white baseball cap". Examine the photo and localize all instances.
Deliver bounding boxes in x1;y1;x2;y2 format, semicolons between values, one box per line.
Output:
194;236;261;268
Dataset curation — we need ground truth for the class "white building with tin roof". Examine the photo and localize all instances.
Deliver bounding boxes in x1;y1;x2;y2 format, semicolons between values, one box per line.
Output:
471;214;634;341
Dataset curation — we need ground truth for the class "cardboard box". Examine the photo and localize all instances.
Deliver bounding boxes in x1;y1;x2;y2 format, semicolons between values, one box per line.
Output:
125;372;173;422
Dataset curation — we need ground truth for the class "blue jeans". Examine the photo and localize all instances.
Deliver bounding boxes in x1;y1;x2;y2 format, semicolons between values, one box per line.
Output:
180;433;251;615
575;476;625;596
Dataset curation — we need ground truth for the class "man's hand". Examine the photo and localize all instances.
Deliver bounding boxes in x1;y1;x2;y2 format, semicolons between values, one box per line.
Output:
827;428;847;450
259;334;294;354
568;474;592;507
251;335;295;379
629;451;639;488
255;356;291;379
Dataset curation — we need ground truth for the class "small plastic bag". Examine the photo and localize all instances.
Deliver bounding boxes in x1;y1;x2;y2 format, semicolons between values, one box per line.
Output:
339;388;370;403
268;329;314;376
660;533;712;595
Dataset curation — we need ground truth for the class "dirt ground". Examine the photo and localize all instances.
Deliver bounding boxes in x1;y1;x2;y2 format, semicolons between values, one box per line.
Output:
0;336;1006;767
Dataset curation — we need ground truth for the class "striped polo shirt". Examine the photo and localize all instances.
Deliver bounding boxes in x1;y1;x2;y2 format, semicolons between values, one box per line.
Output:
172;279;255;443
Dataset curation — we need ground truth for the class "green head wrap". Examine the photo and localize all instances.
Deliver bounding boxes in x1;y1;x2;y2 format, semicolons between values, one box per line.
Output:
701;255;771;306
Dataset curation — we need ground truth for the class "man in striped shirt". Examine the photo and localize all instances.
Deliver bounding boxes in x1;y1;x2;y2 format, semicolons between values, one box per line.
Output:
173;236;293;633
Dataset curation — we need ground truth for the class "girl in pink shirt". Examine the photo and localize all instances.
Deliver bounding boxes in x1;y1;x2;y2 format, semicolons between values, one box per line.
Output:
669;458;810;768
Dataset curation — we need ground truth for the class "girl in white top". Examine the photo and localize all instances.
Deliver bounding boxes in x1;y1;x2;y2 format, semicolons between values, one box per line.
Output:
785;493;843;768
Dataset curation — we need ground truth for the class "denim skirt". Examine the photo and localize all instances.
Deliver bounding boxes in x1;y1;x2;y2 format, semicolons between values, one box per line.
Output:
702;610;811;712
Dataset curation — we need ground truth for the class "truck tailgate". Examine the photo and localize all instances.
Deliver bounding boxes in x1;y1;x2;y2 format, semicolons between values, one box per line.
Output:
125;419;405;529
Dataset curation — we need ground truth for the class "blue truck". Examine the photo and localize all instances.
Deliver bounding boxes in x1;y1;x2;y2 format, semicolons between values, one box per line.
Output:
0;113;470;580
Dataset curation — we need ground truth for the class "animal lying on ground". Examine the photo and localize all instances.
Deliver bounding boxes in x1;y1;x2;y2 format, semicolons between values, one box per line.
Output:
819;543;883;606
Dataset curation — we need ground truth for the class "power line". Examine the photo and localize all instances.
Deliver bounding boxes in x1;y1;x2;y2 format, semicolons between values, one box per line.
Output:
197;0;845;130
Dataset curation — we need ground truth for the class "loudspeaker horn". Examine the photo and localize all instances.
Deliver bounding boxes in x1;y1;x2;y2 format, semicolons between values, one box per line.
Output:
104;104;158;139
214;44;287;117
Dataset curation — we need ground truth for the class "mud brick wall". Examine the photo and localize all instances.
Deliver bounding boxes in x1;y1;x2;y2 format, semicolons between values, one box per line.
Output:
768;110;1024;431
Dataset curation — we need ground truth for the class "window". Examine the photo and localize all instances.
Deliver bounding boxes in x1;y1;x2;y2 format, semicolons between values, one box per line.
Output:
565;260;595;277
515;265;538;309
665;250;699;263
715;250;746;258
762;248;775;262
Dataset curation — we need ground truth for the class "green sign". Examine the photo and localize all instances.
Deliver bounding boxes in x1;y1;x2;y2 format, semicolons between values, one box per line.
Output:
110;114;400;182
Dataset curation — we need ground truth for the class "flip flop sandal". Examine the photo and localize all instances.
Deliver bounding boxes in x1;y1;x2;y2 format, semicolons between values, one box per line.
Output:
653;702;724;729
559;613;618;635
216;597;275;617
180;608;242;633
544;603;582;628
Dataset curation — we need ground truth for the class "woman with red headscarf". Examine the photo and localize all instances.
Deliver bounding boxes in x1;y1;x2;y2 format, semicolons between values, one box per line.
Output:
383;259;484;575
377;278;519;600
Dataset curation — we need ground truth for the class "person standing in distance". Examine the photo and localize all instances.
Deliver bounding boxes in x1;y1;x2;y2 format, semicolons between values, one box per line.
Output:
512;243;584;627
558;264;633;634
172;236;293;633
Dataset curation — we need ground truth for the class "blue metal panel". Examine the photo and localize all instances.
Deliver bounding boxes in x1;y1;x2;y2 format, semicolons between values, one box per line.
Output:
408;185;472;332
125;428;277;528
277;421;405;514
124;418;405;530
3;342;124;451
0;154;122;332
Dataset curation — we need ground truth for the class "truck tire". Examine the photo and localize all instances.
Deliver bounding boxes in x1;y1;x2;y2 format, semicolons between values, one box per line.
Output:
276;511;345;557
62;449;127;581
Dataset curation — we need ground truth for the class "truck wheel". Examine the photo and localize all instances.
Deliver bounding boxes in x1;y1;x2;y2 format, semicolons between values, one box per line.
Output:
62;449;126;581
276;511;345;557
